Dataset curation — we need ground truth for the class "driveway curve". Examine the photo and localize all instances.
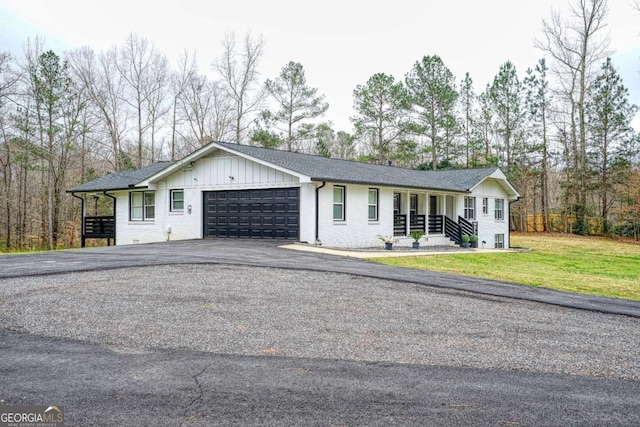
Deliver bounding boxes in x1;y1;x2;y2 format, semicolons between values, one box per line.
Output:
0;239;638;317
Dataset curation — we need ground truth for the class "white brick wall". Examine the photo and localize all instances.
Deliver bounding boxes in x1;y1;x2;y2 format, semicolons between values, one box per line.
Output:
456;178;513;248
113;190;165;245
299;183;316;244
316;184;394;248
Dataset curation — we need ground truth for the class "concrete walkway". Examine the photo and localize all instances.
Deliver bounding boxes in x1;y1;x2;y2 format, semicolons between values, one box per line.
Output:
281;242;516;258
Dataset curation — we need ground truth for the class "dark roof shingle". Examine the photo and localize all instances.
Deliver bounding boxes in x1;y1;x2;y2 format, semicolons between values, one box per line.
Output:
67;161;173;192
68;142;505;194
215;142;498;192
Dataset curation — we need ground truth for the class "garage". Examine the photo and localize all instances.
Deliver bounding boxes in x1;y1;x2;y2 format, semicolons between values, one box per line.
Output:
203;188;300;239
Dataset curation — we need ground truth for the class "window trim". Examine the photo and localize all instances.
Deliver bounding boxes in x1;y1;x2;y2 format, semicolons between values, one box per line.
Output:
495;233;505;249
368;188;379;221
464;196;476;220
333;186;346;221
495;198;504;221
130;191;155;221
482;197;489;215
170;189;184;212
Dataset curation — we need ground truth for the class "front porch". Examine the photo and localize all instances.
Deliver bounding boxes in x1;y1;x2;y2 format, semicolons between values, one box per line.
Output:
392;191;477;246
393;214;475;245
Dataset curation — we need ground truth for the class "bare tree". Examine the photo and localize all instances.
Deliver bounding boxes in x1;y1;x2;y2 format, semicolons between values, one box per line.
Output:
180;75;234;149
0;51;21;249
68;46;128;171
208;79;235;143
212;31;266;144
170;50;197;160
145;63;170;163
171;51;234;155
535;0;611;234
117;33;169;167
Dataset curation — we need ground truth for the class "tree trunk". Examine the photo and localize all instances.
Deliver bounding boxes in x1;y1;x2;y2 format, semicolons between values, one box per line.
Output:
48;115;54;250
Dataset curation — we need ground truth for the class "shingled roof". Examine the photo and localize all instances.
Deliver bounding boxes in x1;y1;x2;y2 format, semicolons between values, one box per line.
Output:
69;141;514;195
67;161;173;192
213;142;499;193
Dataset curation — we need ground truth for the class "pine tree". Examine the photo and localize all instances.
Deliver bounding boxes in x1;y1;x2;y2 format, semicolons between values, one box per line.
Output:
405;55;458;170
351;73;408;164
264;61;329;152
586;58;638;233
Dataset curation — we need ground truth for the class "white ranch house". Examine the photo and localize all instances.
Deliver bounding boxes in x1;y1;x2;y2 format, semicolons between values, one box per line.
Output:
68;141;520;249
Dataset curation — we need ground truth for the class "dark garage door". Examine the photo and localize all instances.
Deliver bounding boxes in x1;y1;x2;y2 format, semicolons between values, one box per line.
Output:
203;188;299;239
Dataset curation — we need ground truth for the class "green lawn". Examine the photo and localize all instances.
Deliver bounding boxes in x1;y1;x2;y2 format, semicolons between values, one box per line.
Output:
371;233;640;301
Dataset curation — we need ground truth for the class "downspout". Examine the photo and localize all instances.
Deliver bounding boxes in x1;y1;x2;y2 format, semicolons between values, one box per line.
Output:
103;191;117;246
71;192;85;248
315;181;326;245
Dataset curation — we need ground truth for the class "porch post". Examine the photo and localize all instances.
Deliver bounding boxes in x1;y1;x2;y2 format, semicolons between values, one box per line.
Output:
404;190;410;236
425;193;429;237
81;196;86;248
103;191;117;245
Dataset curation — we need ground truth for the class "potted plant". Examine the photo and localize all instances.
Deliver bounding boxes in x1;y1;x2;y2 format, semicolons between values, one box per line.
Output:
461;234;470;248
377;235;396;250
469;234;479;248
409;231;424;249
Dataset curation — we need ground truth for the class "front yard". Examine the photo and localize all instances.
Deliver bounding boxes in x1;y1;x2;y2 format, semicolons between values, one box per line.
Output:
371;233;640;301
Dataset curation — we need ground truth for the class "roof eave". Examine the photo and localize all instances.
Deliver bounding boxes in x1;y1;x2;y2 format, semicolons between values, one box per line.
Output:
137;141;312;186
135;145;215;186
309;178;470;193
67;186;144;194
214;142;312;182
468;169;520;200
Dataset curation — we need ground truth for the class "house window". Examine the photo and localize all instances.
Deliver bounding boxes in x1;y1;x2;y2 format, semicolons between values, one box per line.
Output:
170;189;184;212
130;191;155;221
333;186;345;221
495;198;504;221
495;234;505;249
464;197;476;220
368;188;378;221
482;197;489;215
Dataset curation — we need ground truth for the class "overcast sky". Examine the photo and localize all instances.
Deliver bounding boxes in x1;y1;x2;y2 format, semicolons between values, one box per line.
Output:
1;0;638;132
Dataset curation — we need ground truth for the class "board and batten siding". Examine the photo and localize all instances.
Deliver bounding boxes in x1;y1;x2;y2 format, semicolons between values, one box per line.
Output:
163;154;299;189
114;153;305;245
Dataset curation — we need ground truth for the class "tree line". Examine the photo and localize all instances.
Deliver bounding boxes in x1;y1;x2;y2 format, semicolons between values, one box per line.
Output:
0;0;638;251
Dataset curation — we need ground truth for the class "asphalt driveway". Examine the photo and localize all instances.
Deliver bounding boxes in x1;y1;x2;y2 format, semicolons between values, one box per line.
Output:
0;239;638;317
1;240;639;426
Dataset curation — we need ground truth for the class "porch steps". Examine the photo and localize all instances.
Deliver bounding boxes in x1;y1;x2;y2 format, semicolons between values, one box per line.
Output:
422;236;458;247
